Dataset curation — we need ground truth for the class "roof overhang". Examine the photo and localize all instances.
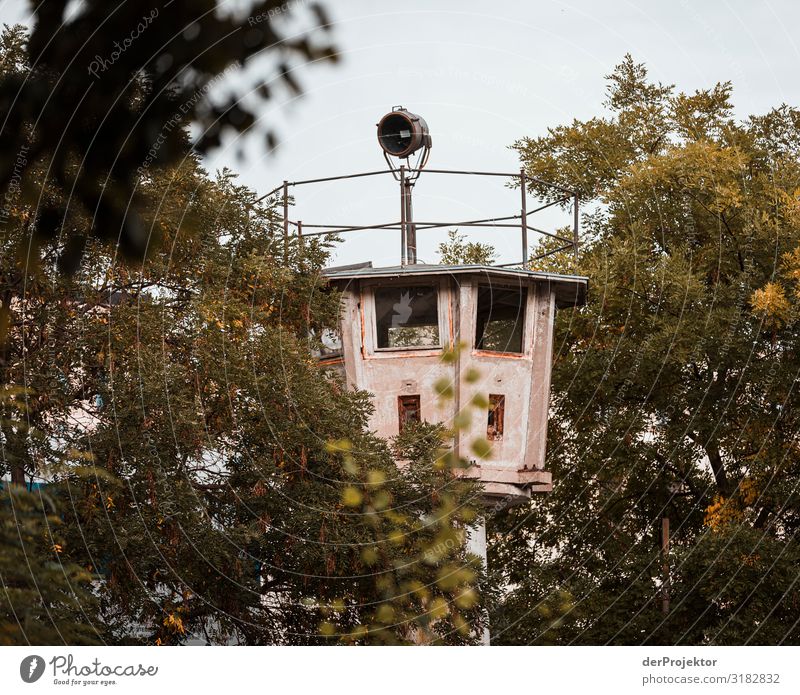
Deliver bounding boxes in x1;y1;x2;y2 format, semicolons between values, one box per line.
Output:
323;263;588;309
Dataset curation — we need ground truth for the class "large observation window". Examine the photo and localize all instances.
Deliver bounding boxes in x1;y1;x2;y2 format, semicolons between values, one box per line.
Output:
375;286;440;349
475;286;527;353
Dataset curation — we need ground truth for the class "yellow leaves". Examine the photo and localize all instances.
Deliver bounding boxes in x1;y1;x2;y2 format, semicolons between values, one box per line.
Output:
704;495;740;531
452;410;471;430
163;613;185;634
327;438;359;476
318;621;336;637
436;564;475;592
782;247;800;295
387;529;404;545
360;546;379;566
67;448;96;463
347;624;369;641
427;596;449;620
440;341;467;365
434;377;454;400
366;469;386;487
325;438;352;454
704;478;759;532
750;282;790;328
463;367;480;384
470;438;492;459
470;393;489;410
739;477;759;506
371;490;392;511
375;603;395;624
341;486;362;507
453;587;478;610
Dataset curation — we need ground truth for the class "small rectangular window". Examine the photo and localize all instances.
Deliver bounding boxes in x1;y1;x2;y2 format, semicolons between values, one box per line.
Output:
375;286;440;349
475;286;526;353
487;394;505;440
398;395;421;433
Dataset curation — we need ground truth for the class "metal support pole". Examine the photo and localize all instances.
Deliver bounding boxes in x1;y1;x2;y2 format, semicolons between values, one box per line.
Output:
405;180;416;264
520;168;528;269
399;165;407;266
573;193;579;262
282;180;289;261
661;516;670;615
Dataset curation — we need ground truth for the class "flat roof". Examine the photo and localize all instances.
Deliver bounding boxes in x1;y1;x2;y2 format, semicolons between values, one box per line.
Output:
323;263;588;308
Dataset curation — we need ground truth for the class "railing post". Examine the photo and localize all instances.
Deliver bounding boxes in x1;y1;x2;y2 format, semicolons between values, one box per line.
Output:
573;192;579;262
520;168;528;269
283;180;289;261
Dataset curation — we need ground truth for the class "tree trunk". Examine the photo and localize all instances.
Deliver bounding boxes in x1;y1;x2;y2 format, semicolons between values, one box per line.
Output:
705;440;732;497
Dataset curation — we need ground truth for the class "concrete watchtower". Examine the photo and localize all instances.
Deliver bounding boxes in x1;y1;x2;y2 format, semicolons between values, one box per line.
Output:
269;107;587;642
321;262;586;504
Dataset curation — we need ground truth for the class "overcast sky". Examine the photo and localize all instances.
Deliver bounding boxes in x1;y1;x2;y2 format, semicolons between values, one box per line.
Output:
2;0;799;266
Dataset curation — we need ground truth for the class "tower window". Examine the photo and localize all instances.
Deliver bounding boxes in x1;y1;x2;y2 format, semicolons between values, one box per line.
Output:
487;394;505;440
475;286;527;353
398;395;421;433
375;286;440;349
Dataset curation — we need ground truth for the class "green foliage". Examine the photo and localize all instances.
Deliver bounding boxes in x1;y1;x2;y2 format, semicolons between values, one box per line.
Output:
438;229;497;265
0;484;100;645
0;146;483;643
321;420;485;644
0;4;336;267
492;55;800;645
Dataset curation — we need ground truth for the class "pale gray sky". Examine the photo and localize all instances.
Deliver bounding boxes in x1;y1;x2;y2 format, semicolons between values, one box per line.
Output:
2;0;799;266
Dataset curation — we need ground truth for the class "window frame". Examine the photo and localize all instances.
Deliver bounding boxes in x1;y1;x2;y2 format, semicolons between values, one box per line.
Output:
366;279;448;354
473;283;528;355
398;394;422;433
487;394;505;440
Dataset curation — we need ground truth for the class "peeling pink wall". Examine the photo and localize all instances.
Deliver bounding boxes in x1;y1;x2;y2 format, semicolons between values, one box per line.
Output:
330;272;559;501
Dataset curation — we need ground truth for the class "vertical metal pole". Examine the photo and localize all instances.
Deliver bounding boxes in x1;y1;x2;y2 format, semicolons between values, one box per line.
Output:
399;165;407;266
283;180;289;261
661;516;670;615
573;193;579;262
405;181;416;264
520;168;528;269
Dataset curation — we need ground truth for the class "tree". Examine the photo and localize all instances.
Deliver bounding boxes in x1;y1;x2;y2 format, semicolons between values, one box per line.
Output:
490;55;800;645
438;229;496;265
0;147;484;644
0;1;336;268
1;440;100;645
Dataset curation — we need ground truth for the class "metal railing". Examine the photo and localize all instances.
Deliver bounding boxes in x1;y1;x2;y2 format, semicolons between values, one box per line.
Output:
257;166;579;268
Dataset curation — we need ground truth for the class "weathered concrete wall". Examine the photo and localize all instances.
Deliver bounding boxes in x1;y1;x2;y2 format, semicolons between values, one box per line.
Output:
335;273;557;499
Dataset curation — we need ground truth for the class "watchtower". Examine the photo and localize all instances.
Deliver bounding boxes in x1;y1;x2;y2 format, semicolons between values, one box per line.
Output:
267;107;587;642
321;262;586;503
